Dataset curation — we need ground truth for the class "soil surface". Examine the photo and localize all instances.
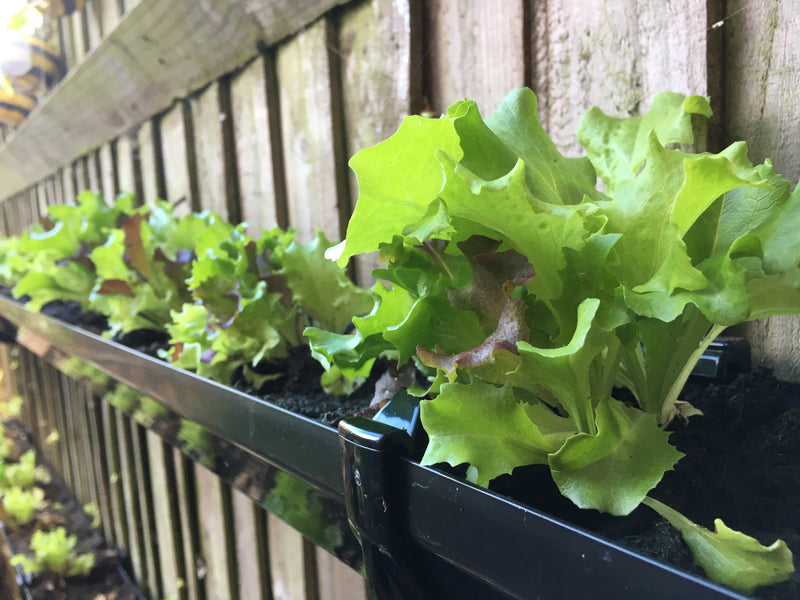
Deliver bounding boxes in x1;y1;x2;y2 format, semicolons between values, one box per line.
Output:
0;420;141;600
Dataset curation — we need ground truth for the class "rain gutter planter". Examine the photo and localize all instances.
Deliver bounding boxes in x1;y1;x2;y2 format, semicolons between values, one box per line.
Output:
0;296;750;600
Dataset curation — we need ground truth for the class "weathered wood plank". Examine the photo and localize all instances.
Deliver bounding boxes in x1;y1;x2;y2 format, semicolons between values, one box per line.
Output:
100;401;128;555
146;430;184;599
116;409;146;589
338;0;418;285
426;0;525;116
195;464;237;600
316;547;367;600
174;449;202;600
189;85;229;219
97;0;122;38
277;19;347;240
531;0;709;156
85;0;104;50
129;419;161;599
0;0;355;200
98;142;118;200
70;8;88;65
232;490;271;600
137;119;161;204
230;57;282;233
268;513;318;600
116;132;137;197
725;0;800;381
160;104;192;215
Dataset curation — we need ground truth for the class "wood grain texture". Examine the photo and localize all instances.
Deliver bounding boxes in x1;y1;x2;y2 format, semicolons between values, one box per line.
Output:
98;142;117;199
160;104;193;216
146;431;184;599
195;464;237;600
85;0;103;50
724;0;800;382
277;19;345;241
116;133;137;196
173;450;203;600
316;547;367;600
531;0;708;156
97;0;122;38
0;0;357;201
426;0;526;116
232;490;271;600
338;0;417;284
268;513;318;600
230;57;282;234
137;120;160;204
189;85;229;219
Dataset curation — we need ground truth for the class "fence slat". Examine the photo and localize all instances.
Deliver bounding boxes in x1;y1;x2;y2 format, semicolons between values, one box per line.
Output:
147;430;185;599
160;104;192;215
174;449;203;600
232;489;272;600
195;464;238;600
316;547;367;600
268;513;318;600
189;85;230;219
531;0;708;156
725;0;800;382
277;19;347;240
338;0;418;285
137;119;160;204
230;57;282;233
426;0;525;116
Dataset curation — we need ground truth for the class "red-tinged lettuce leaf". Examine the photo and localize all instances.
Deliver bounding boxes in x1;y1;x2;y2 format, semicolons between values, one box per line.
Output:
578;92;712;193
420;380;572;486
548;397;683;516
417;285;529;379
643;497;794;594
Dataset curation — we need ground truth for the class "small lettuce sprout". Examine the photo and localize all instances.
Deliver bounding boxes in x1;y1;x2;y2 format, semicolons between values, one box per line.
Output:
11;527;95;578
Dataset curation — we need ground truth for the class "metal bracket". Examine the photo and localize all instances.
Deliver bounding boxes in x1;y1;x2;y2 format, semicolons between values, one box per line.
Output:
338;391;428;600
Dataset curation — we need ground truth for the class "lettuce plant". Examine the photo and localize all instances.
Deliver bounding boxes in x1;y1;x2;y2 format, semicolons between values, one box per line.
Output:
310;88;797;591
1;486;46;526
166;225;372;388
11;527;95;578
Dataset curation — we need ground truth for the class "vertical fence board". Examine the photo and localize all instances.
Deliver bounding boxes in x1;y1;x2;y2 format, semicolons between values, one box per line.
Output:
147;430;184;599
725;0;800;382
160;104;192;215
116;409;146;590
116;132;137;196
232;490;271;600
426;0;525;115
277;20;345;240
137;120;160;204
174;449;202;600
98;0;122;38
99;142;118;200
268;513;318;600
531;0;708;156
101;402;130;557
195;464;237;600
130;420;161;599
189;85;229;219
85;0;104;50
316;548;367;600
338;0;417;285
230;58;281;233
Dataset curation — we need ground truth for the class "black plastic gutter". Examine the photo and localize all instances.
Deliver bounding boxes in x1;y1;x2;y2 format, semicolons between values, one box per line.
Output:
0;295;751;600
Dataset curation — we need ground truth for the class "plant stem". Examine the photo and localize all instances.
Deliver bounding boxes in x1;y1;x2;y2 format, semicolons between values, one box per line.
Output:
659;323;726;425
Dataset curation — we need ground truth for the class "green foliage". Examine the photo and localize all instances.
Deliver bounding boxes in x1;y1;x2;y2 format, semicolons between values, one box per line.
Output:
311;88;798;590
1;486;45;526
11;527;95;578
0;450;50;489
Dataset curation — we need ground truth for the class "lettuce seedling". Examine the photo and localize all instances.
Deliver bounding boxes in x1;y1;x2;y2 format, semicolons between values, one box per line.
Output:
0;450;51;489
1;486;46;526
167;225;372;388
311;88;797;591
11;527;95;578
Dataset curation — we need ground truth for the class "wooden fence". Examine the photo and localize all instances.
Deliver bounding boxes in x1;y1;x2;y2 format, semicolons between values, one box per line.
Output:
0;0;798;599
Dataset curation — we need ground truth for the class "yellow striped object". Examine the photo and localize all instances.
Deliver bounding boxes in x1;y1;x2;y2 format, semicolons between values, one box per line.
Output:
0;90;37;126
40;0;87;17
0;35;66;92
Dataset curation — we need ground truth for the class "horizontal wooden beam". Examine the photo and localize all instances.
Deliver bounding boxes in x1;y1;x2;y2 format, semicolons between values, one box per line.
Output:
0;0;352;201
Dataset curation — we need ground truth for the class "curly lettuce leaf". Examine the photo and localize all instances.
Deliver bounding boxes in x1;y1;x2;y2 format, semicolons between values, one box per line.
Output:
644;497;794;594
420;380;573;486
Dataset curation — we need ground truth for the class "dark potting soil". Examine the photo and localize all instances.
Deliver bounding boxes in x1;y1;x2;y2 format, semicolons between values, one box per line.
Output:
489;370;800;600
0;420;140;600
